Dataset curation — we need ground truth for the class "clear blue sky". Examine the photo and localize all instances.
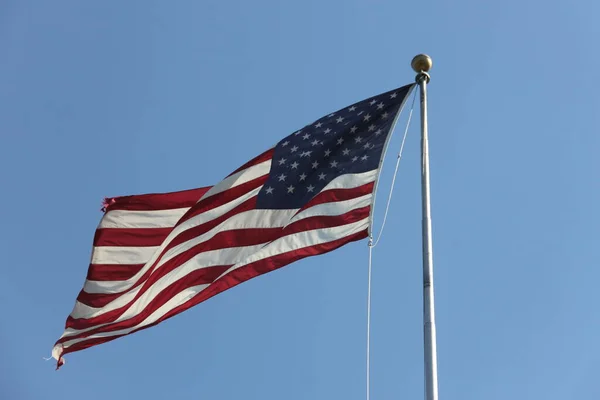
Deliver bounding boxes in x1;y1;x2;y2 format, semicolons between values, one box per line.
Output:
1;1;599;399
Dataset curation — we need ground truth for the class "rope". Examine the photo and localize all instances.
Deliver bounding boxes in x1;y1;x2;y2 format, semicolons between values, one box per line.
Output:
366;237;373;400
371;91;417;248
366;89;417;400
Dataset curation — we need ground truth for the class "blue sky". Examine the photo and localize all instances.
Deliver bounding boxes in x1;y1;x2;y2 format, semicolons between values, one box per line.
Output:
1;1;599;399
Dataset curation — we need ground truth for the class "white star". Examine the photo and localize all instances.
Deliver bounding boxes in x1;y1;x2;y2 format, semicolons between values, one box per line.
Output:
361;155;369;161
311;139;320;146
364;142;371;149
381;112;389;119
300;151;312;157
265;187;274;194
324;149;332;157
281;140;290;146
390;92;397;99
307;184;315;193
312;161;319;169
294;130;302;136
368;124;376;131
299;173;307;181
364;114;372;122
370;99;377;106
348;106;357;112
375;129;383;136
342;148;350;155
336;138;344;145
290;145;299;152
278;173;287;181
350;126;358;133
290;161;299;169
328;113;335;118
278;158;287;165
315;122;323;128
330;160;339;168
287;185;295;194
377;102;385;109
324;128;332;134
352;156;359;162
318;173;327;180
336;116;344;123
302;133;311;140
355;136;363;143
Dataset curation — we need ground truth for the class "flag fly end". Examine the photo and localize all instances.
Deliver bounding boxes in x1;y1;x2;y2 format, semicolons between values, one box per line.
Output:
52;344;65;370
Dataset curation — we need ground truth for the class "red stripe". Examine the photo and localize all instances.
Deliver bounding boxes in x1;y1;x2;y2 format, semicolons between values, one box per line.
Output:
299;181;374;211
86;264;145;282
61;207;370;337
284;206;370;235
166;196;257;251
104;187;211;212
75;288;121;308
228;148;274;177
58;230;367;357
93;228;172;247
176;175;268;225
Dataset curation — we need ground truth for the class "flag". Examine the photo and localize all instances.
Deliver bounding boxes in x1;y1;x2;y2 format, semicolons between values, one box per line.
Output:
52;83;415;368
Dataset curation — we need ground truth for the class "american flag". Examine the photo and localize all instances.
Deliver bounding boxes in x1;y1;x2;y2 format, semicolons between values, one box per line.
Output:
52;83;415;368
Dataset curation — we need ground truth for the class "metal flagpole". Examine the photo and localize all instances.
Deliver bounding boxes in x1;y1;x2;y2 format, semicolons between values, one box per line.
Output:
411;54;439;400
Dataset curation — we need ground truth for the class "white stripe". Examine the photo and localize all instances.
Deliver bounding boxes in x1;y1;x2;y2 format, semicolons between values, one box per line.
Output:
287;194;371;225
319;169;377;191
99;208;189;229
90;246;159;265
200;159;272;201
60;218;368;349
158;209;294;269
168;185;263;241
215;216;369;282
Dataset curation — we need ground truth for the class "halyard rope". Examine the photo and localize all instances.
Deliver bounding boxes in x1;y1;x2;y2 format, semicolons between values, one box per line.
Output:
366;89;416;400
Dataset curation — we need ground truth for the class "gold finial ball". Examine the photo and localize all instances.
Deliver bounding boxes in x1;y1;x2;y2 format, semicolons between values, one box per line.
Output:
411;54;433;73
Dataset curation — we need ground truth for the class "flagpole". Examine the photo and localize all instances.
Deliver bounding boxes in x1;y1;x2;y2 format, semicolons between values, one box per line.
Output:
411;54;439;400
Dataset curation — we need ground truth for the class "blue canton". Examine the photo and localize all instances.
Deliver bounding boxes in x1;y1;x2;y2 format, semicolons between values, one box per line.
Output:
256;84;414;209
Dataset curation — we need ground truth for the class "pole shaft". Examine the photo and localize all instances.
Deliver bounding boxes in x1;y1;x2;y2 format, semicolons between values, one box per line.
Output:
418;75;439;400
